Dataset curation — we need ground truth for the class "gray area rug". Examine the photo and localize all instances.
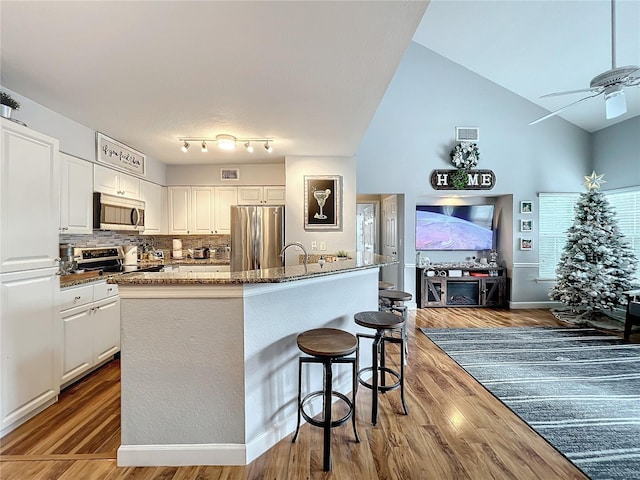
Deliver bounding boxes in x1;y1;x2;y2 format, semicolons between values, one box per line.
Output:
420;327;640;480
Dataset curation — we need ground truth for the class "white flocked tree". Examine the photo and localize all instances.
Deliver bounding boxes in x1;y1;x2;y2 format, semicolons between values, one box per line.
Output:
549;172;637;317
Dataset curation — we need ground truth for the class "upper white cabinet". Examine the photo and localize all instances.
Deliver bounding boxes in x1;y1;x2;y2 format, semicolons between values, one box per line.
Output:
237;186;285;205
214;186;238;234
0;119;60;274
168;186;237;235
140;180;167;235
60;153;93;234
94;164;140;199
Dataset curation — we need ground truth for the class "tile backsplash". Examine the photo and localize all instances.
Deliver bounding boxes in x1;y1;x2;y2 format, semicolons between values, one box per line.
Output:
60;232;230;258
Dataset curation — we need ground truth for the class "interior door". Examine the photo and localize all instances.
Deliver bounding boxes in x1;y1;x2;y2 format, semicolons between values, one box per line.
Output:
381;195;399;288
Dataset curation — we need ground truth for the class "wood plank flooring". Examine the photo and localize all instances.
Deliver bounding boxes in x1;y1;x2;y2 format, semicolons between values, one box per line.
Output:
3;308;635;479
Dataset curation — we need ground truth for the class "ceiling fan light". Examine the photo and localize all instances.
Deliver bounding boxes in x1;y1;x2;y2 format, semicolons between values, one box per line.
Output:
216;134;237;150
604;85;626;119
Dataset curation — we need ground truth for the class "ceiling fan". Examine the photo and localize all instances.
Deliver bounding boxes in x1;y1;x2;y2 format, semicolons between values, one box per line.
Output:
529;0;640;126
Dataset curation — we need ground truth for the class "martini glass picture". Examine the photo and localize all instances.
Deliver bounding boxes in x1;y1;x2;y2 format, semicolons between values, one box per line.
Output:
313;188;332;219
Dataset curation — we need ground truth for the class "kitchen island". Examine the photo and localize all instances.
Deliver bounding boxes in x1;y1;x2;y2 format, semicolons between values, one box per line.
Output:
111;253;392;467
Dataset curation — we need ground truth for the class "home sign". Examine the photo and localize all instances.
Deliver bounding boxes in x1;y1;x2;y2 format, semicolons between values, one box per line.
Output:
96;132;146;177
430;169;496;191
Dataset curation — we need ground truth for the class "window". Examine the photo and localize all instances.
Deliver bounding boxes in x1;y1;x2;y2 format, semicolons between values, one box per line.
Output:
538;193;579;279
538;188;640;282
606;187;640;283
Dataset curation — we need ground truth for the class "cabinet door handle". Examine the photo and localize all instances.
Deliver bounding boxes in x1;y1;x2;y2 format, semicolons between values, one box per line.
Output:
107;287;113;292
74;296;81;301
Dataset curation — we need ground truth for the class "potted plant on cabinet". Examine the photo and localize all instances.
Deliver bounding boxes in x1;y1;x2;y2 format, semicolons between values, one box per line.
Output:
1;91;20;120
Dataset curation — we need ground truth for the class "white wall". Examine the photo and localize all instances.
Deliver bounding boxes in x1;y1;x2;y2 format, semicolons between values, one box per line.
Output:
592;116;640;190
284;156;357;261
166;164;284;186
355;43;592;305
0;87;167;185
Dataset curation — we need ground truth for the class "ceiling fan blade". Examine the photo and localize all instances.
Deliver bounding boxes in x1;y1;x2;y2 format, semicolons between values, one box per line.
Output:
529;92;603;126
540;87;602;98
605;88;626;119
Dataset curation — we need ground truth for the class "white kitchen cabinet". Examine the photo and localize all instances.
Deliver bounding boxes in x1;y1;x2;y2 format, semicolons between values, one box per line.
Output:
60;282;120;387
168;186;237;234
214;187;237;234
0;119;60;274
168;187;191;234
60;153;93;234
94;164;140;199
1;268;60;436
237;186;285;205
140;180;167;234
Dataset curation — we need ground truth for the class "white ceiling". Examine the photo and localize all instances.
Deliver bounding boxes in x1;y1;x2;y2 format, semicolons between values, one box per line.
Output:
413;0;640;133
0;1;427;165
1;1;638;169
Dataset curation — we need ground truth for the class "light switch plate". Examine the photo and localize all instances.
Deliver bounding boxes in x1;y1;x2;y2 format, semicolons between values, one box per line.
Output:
311;241;317;250
320;241;327;251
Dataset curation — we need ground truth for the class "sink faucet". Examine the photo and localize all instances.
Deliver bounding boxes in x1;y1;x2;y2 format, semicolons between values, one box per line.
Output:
280;242;308;268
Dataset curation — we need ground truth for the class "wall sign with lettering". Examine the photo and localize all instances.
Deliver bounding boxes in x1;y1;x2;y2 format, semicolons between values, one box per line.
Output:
96;132;146;177
430;169;496;190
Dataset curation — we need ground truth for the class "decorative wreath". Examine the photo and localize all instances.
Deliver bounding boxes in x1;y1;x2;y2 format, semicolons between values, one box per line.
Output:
450;142;479;169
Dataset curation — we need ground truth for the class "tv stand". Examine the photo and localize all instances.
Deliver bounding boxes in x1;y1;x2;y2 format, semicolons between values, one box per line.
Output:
416;263;505;308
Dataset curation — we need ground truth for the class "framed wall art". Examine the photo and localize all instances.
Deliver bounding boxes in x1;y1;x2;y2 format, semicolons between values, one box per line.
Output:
96;132;146;177
304;175;342;231
520;200;533;214
520;238;533;250
520;219;533;232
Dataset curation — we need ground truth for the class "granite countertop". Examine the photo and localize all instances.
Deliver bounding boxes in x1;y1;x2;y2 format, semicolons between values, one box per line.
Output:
60;258;232;289
110;253;394;286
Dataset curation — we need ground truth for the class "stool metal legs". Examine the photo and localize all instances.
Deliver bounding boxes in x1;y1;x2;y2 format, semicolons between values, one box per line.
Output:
357;328;408;426
292;356;359;471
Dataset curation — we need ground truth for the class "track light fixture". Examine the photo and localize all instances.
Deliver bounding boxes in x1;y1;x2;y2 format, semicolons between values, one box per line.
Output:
179;134;274;154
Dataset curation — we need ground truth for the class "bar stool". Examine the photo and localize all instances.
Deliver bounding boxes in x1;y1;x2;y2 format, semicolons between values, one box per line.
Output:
354;311;408;426
378;289;412;361
378;280;395;290
291;328;360;472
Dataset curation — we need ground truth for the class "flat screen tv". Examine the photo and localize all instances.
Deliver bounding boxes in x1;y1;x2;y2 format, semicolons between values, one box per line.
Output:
416;205;494;251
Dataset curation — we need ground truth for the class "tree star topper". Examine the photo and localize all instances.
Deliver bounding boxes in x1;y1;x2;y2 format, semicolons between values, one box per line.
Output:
584;171;606;191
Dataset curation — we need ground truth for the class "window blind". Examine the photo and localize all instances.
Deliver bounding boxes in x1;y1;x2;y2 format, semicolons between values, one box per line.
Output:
538;193;579;279
605;187;640;282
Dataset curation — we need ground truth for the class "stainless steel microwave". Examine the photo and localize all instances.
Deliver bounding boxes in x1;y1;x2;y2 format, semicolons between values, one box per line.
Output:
93;192;145;232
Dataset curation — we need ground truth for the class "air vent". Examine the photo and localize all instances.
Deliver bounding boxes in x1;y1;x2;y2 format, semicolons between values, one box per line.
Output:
456;127;479;142
220;168;239;180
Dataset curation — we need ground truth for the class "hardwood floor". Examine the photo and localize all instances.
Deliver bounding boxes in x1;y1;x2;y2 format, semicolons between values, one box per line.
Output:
4;307;633;479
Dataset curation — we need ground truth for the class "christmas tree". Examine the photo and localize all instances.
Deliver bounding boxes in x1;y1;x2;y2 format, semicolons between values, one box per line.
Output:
549;172;638;316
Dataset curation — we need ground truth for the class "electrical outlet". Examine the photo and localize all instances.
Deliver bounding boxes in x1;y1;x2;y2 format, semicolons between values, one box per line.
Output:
311;241;317;250
320;241;327;251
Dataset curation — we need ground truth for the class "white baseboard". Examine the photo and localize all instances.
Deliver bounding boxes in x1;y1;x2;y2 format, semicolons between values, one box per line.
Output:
117;443;246;467
509;301;560;309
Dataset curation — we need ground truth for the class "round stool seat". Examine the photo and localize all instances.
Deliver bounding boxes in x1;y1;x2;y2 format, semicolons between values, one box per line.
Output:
378;281;394;290
354;311;404;330
296;328;357;357
378;289;412;302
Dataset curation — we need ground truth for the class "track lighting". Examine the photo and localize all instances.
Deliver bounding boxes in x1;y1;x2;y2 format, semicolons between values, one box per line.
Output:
178;135;273;154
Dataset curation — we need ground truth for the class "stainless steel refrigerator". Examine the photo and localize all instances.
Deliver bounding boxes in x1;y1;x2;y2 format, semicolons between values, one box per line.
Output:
230;205;284;271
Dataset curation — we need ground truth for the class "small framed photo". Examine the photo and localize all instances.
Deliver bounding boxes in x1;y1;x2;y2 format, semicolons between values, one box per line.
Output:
520;238;533;250
520;219;533;232
520;201;533;214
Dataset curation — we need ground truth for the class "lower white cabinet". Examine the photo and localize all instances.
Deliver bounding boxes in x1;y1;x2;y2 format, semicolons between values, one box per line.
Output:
0;267;60;436
60;282;120;387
